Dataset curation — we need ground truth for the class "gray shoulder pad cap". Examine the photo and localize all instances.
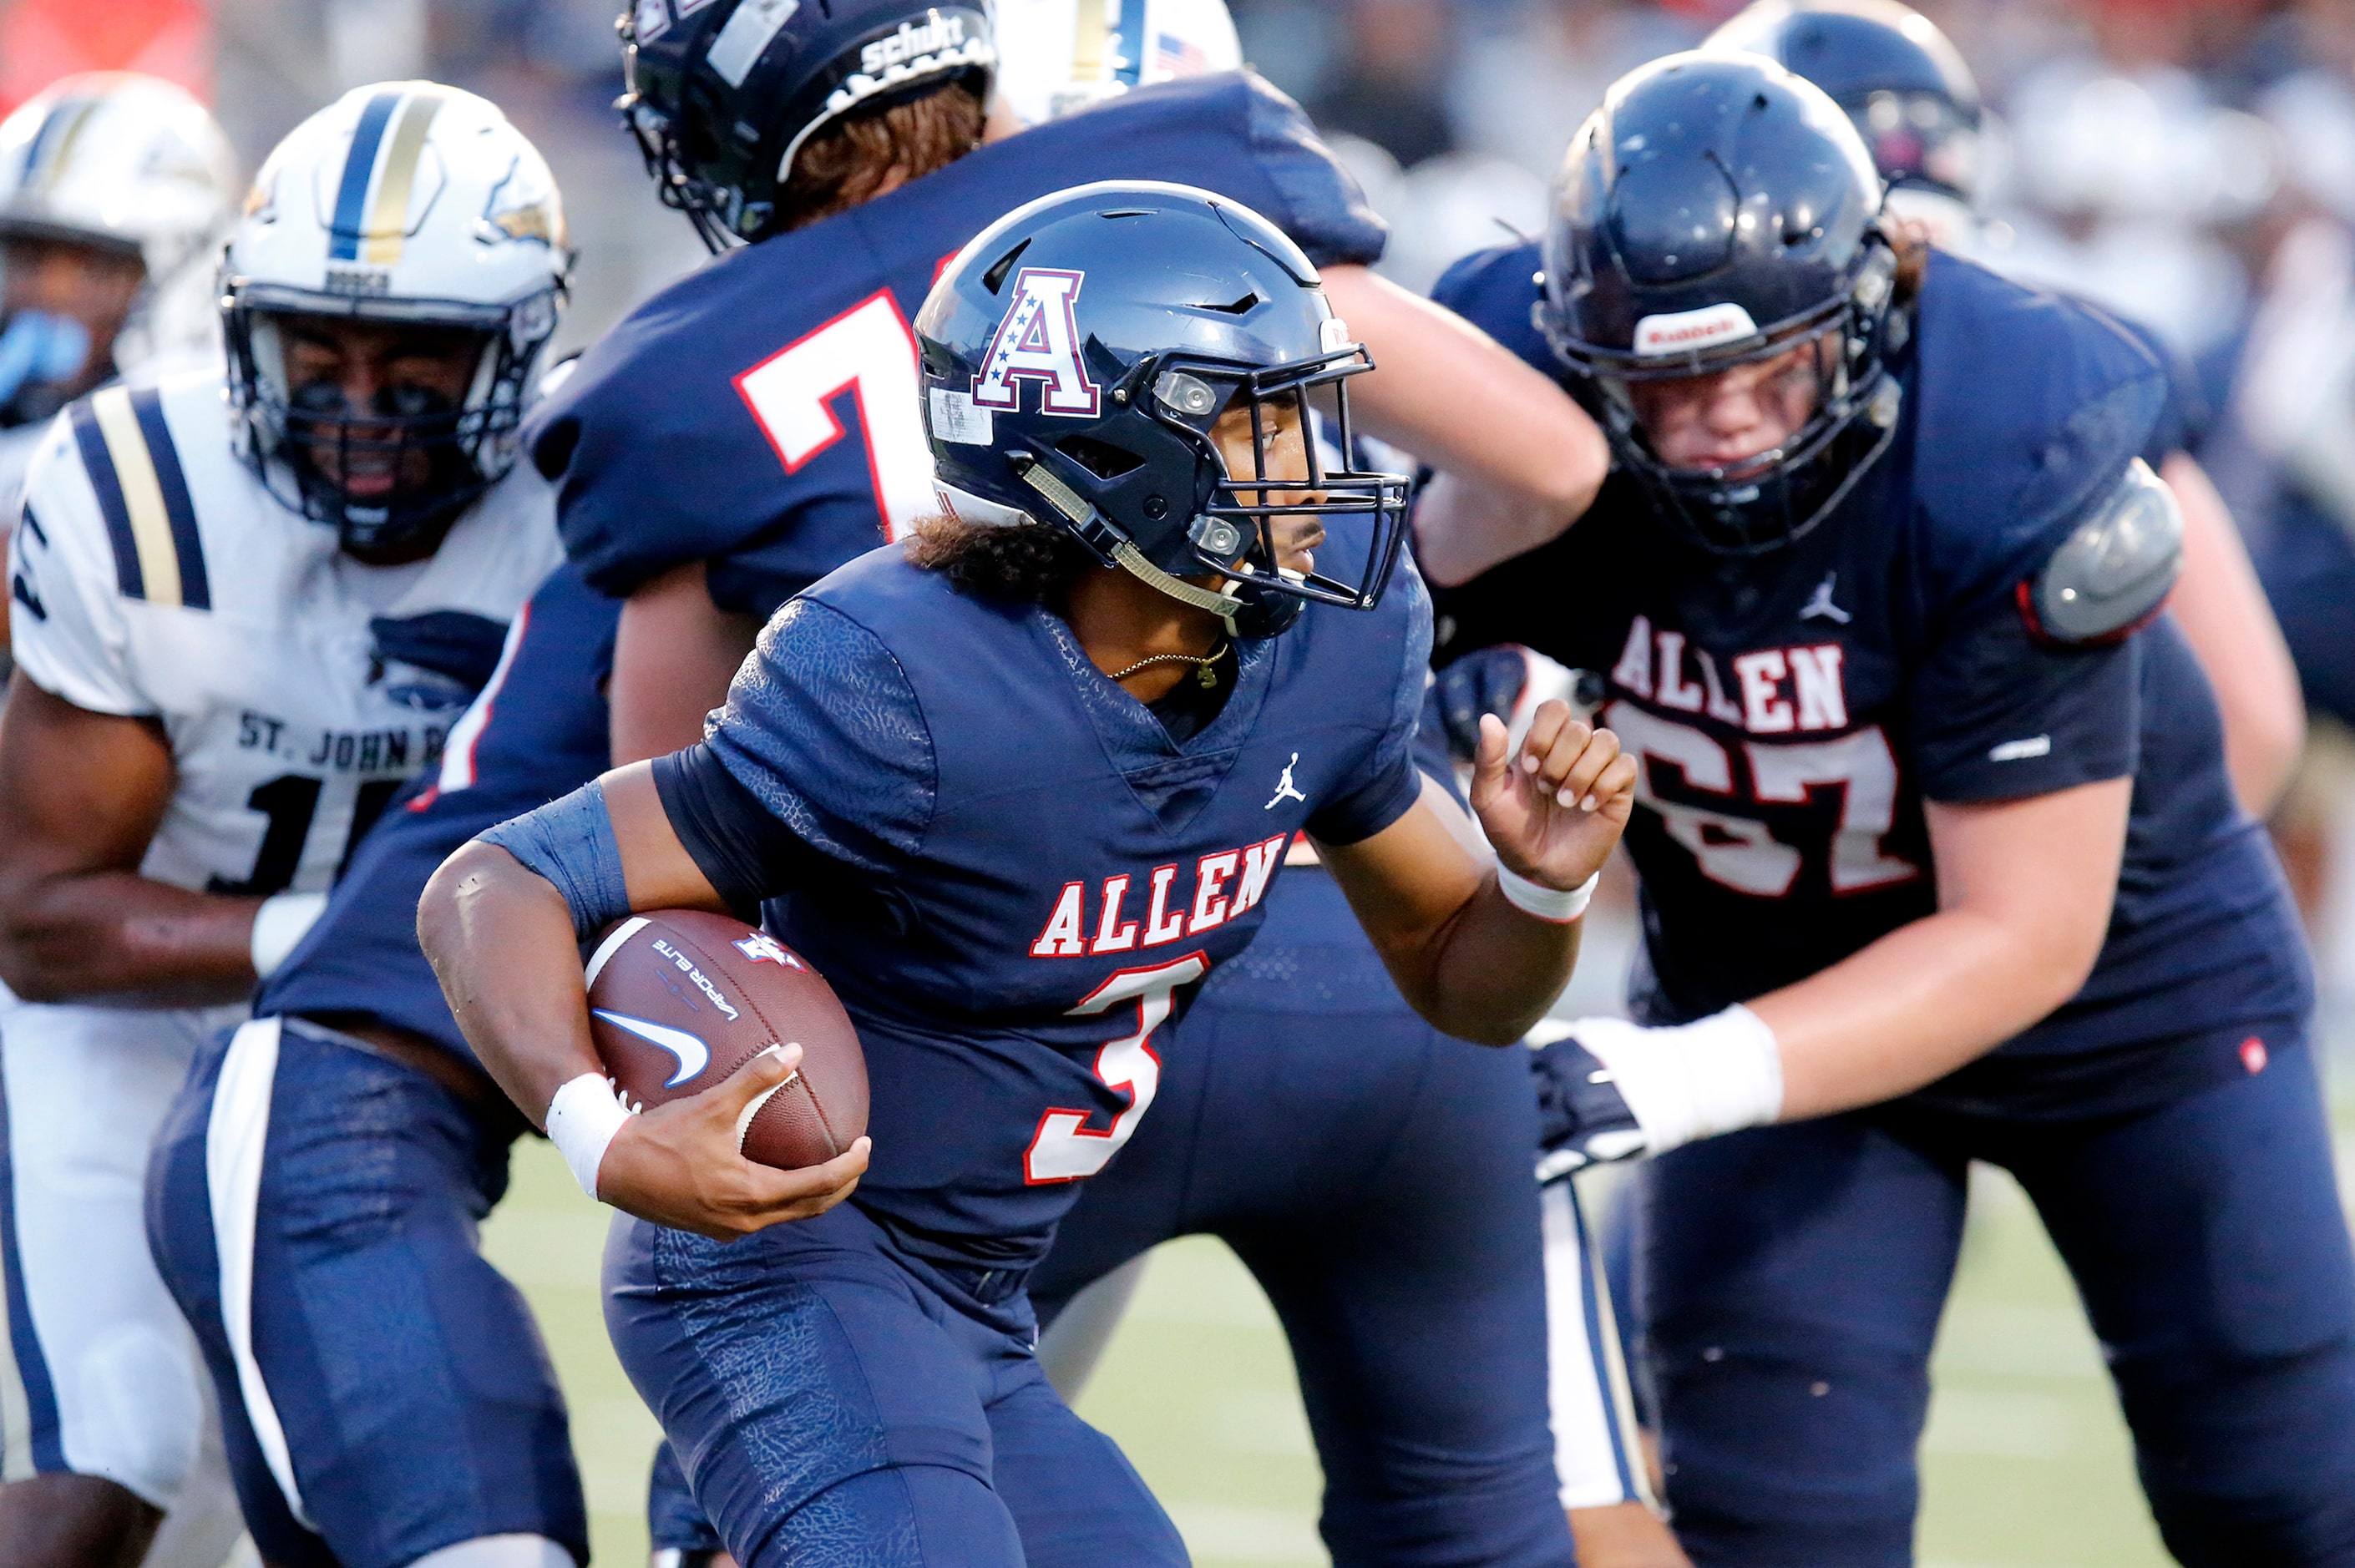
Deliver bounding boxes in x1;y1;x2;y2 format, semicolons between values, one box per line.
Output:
2028;457;2183;645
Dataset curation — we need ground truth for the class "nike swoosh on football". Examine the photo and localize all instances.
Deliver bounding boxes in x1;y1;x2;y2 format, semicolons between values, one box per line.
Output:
592;1009;711;1088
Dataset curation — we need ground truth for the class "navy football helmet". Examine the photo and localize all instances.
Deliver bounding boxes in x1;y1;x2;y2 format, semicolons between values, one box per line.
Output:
915;180;1410;635
1539;52;1905;555
617;0;995;250
1708;0;1983;213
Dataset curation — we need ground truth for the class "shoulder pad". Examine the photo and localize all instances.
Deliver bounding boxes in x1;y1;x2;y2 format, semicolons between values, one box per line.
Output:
2023;458;2181;645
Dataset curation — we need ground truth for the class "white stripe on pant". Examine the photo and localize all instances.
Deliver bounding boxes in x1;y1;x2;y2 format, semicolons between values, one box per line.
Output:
1543;1178;1654;1510
205;1016;317;1530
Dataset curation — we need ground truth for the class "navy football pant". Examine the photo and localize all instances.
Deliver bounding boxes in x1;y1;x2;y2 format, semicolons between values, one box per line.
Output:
1025;866;1573;1568
1639;1025;2355;1567
146;1018;589;1568
605;1199;1187;1568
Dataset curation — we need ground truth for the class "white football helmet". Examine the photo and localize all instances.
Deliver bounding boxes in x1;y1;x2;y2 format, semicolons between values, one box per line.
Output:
993;0;1243;125
221;81;571;555
0;73;238;390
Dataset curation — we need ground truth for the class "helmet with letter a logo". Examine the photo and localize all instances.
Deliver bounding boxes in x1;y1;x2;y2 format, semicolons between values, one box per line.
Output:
914;180;1410;638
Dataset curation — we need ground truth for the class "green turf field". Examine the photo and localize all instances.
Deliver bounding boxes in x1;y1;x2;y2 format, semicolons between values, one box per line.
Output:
481;1139;2207;1568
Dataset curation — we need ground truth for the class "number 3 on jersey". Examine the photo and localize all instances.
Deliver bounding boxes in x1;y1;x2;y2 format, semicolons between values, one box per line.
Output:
1026;953;1209;1184
735;290;934;544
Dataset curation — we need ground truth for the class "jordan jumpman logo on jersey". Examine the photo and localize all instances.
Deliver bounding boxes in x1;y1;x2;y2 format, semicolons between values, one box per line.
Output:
1800;571;1852;625
1266;753;1308;810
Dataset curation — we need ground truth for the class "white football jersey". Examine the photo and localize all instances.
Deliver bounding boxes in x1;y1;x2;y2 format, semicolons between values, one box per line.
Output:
0;420;40;539
8;366;561;898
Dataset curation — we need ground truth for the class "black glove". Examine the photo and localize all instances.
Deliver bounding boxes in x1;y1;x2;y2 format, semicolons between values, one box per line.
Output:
1528;1026;1648;1183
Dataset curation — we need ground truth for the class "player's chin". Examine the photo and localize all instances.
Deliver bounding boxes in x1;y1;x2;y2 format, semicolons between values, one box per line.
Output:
1268;513;1324;572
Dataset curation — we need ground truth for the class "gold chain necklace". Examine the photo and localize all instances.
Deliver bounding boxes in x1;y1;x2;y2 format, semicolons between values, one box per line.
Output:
1108;641;1228;688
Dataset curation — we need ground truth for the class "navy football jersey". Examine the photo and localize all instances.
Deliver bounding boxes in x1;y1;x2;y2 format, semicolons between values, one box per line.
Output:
696;545;1430;1264
526;69;1385;620
256;562;622;1061
1431;245;2308;1093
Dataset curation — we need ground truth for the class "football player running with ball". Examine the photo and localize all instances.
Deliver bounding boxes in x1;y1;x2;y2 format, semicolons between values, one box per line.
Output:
0;84;566;1568
1423;53;2355;1566
140;4;1621;1565
536;3;1626;1562
987;7;1682;1563
420;182;1637;1568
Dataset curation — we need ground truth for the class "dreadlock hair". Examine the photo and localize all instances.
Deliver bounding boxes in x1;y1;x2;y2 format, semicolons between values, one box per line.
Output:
777;80;986;233
904;511;1105;604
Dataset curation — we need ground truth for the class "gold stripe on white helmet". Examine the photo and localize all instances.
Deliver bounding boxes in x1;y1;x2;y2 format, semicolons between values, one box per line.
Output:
992;0;1242;127
0;73;239;365
221;82;570;545
227;81;570;318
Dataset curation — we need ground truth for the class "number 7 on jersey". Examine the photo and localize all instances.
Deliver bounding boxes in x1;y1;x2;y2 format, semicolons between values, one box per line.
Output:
733;291;934;544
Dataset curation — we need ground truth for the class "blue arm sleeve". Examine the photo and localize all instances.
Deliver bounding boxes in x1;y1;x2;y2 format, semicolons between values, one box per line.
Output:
478;778;633;943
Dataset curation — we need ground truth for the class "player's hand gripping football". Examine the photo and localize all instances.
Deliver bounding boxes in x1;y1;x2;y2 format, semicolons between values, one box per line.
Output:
597;1043;871;1242
1467;701;1637;896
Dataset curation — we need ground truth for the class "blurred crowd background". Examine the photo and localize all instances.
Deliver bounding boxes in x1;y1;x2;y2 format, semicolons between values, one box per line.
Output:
16;4;2355;1560
17;0;2355;1041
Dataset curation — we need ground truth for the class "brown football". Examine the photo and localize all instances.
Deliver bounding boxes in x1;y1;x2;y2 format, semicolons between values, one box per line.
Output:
583;910;867;1171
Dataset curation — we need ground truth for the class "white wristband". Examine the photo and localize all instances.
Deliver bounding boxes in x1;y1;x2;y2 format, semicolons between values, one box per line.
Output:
1496;865;1599;923
250;891;328;979
1573;1004;1785;1156
546;1073;632;1200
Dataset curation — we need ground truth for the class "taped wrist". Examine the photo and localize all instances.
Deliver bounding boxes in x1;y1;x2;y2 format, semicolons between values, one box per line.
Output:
545;1072;631;1200
251;890;328;979
1574;1005;1785;1156
479;780;632;943
1497;866;1598;923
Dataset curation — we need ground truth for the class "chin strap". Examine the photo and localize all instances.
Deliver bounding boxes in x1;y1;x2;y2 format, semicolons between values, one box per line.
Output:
1109;539;1243;625
1020;463;1243;625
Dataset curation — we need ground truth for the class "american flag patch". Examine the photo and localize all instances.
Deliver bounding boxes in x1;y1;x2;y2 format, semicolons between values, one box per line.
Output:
1156;31;1211;74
